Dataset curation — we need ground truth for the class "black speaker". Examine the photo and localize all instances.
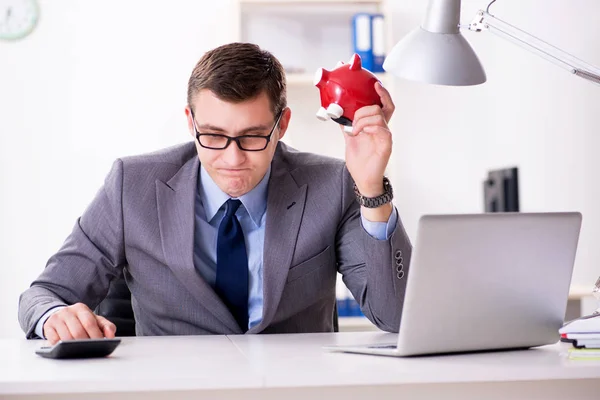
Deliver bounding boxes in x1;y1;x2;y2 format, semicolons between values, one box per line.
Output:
483;167;519;212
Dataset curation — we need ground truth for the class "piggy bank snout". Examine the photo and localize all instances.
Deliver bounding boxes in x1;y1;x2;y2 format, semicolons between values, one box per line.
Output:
313;68;330;87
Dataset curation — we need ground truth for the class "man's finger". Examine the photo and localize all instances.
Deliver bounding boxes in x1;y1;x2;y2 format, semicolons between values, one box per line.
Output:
362;125;393;142
77;311;104;339
44;325;60;345
352;114;386;136
62;312;91;340
375;82;395;122
353;104;383;124
51;319;75;342
96;315;117;338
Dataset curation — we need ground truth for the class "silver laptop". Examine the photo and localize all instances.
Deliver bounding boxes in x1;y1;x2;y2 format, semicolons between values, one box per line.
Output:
325;212;582;357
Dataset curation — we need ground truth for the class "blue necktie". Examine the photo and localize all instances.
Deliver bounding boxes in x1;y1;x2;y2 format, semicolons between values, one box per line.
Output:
215;199;249;332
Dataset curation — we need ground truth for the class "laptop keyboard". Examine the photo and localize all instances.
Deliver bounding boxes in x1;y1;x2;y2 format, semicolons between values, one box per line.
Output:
368;344;397;349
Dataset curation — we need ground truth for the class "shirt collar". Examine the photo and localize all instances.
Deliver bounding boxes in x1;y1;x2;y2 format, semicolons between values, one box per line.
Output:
199;165;270;228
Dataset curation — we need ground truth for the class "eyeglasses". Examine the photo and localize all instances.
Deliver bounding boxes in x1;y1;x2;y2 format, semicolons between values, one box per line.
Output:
191;110;283;152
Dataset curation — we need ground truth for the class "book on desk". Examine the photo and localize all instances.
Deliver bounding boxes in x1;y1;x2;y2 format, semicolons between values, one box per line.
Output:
560;312;600;358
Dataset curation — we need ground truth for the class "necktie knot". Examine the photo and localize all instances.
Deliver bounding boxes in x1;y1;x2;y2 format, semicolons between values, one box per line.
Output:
225;199;242;218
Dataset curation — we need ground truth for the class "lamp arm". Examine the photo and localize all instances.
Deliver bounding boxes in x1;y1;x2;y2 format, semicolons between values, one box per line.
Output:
468;10;600;85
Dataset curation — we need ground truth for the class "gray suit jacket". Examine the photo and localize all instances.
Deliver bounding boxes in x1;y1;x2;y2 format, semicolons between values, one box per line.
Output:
19;142;412;338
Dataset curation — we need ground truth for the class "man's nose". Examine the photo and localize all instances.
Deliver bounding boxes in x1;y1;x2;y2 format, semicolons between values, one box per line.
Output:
221;140;246;165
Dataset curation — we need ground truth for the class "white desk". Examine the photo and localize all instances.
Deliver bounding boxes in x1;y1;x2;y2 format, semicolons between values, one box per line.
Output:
1;332;600;400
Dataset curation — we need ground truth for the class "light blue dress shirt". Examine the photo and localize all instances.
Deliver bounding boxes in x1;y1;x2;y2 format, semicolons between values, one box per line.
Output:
194;165;270;330
193;165;398;330
35;165;398;337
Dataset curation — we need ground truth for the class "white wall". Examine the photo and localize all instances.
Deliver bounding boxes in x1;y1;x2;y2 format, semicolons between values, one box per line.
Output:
0;0;236;338
387;0;600;291
1;0;599;338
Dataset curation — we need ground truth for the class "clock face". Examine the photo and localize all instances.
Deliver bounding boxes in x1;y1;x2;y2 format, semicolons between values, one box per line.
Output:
0;0;39;41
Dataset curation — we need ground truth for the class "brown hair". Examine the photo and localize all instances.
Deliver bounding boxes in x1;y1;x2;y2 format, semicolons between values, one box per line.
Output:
187;43;287;116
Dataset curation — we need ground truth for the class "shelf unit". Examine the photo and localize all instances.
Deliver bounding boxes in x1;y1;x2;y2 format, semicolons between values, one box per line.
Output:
233;0;395;156
285;71;388;86
233;0;392;85
239;0;384;4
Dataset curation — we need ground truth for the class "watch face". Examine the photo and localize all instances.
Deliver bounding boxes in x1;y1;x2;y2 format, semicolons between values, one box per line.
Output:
0;0;39;41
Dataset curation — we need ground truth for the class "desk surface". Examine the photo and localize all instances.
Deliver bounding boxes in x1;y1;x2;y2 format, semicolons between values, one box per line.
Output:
2;332;600;400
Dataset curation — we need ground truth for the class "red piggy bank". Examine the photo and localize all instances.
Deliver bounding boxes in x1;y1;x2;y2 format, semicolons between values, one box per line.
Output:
314;53;383;133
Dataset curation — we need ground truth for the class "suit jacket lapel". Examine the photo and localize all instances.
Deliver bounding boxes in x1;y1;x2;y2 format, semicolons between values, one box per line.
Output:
249;148;307;333
156;156;241;333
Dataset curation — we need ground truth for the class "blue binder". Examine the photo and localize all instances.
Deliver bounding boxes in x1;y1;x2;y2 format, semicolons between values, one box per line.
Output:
336;297;365;317
352;13;374;72
371;13;385;72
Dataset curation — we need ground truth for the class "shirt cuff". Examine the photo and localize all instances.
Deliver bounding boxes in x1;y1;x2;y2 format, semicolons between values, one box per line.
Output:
34;306;65;339
360;206;398;240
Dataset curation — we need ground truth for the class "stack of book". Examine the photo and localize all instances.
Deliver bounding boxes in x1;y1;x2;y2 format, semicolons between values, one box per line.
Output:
560;313;600;359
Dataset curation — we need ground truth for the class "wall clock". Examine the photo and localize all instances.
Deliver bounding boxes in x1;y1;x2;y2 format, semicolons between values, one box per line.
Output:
0;0;39;41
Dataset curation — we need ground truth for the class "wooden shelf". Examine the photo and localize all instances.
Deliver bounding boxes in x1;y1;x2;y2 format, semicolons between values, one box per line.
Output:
286;72;388;86
569;284;597;300
286;73;315;86
338;316;379;332
240;0;383;4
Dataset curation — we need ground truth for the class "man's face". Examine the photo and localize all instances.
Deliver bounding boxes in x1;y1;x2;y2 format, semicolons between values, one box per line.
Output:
186;90;290;198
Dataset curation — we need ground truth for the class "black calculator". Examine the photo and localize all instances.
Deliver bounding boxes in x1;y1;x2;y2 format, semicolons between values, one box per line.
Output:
35;338;121;359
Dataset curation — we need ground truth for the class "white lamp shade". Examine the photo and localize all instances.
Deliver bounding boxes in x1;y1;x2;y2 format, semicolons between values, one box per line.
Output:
383;27;487;86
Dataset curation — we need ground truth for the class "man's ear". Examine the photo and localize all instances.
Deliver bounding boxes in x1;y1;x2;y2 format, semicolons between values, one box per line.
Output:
277;107;292;141
185;106;195;138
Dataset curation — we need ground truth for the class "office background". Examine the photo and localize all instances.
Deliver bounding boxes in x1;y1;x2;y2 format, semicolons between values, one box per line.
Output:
1;0;599;338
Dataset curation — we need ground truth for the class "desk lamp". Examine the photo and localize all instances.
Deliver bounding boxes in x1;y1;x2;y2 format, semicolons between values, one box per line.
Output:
382;0;600;86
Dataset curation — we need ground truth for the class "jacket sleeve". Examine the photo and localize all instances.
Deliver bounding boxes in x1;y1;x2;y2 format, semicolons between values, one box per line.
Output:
18;159;127;338
335;166;412;332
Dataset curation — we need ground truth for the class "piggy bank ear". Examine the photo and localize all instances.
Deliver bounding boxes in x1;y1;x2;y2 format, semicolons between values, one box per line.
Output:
313;68;330;86
349;53;362;71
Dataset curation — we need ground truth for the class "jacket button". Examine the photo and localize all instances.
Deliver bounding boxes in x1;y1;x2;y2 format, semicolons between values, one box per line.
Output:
397;270;405;279
394;250;402;259
396;265;403;273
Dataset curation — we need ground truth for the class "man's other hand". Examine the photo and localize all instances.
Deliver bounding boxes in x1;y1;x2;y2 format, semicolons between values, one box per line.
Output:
43;303;116;345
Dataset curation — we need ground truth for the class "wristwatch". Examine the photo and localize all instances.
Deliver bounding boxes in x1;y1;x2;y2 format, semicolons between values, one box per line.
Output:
353;177;394;208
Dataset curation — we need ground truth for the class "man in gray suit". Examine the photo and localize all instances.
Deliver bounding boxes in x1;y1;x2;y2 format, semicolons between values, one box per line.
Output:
19;43;412;343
